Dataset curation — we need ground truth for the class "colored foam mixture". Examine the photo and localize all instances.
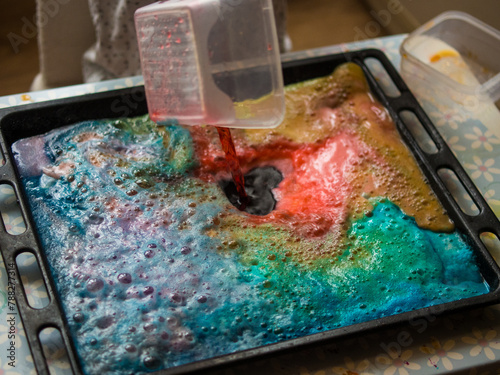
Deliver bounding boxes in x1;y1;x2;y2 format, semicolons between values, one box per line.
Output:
13;63;487;375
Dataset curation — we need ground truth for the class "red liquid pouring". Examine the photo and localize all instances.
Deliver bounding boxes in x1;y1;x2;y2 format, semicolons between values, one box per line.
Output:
216;127;249;210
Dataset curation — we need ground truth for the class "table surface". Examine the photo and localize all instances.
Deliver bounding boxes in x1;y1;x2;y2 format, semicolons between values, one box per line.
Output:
1;34;500;375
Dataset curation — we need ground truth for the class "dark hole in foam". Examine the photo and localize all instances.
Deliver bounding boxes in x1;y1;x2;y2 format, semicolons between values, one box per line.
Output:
220;166;283;216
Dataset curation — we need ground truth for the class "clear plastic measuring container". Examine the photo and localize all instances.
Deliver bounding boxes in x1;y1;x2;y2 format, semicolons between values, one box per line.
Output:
135;0;285;128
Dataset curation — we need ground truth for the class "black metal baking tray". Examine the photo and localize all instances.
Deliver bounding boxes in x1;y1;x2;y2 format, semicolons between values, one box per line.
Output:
1;49;500;375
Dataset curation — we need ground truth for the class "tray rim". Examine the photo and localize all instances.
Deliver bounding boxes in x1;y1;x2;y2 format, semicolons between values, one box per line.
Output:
1;48;500;375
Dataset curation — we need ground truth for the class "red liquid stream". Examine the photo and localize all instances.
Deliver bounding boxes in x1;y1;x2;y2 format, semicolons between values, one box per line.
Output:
216;127;249;210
